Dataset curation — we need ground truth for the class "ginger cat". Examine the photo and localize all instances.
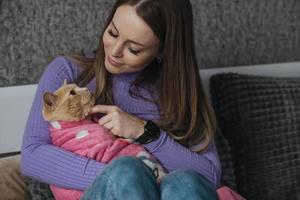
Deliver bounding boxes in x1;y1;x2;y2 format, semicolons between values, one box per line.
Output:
43;80;95;122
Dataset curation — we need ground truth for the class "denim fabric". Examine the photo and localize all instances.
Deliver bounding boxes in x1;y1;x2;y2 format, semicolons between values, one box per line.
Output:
160;170;218;200
81;156;218;200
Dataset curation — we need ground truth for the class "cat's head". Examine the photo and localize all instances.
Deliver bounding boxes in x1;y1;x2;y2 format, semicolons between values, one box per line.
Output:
42;80;95;122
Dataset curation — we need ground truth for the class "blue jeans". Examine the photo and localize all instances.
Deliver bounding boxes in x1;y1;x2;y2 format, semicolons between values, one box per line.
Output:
81;157;218;200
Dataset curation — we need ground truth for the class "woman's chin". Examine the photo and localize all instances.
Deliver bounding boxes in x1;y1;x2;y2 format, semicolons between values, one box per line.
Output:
106;66;121;74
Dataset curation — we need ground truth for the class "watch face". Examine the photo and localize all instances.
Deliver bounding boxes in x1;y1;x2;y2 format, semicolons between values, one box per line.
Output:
146;120;160;135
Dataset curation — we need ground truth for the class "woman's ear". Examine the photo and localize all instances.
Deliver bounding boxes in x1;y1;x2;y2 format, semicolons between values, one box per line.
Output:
43;92;58;111
156;55;163;64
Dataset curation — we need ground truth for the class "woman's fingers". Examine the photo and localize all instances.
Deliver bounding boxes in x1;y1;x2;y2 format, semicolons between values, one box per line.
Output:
93;105;123;136
102;121;114;131
101;120;121;137
91;105;120;114
97;113;120;136
98;114;112;126
90;104;144;139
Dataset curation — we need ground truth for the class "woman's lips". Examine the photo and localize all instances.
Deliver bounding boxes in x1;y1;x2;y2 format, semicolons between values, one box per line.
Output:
107;56;123;67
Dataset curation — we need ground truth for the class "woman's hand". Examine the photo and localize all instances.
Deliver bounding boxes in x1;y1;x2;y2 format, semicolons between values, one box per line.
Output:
91;105;146;139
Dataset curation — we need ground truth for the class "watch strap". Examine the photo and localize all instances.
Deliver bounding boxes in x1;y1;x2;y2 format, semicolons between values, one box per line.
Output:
136;120;160;144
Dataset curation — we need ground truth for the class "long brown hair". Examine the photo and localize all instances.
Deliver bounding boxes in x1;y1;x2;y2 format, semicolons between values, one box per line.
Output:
63;0;216;153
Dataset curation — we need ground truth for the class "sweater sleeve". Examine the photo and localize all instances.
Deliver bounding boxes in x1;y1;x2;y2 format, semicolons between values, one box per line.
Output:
21;56;106;190
143;130;221;188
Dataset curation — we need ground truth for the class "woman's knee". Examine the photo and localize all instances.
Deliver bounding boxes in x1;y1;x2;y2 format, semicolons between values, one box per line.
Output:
83;156;160;199
102;156;152;181
161;169;218;200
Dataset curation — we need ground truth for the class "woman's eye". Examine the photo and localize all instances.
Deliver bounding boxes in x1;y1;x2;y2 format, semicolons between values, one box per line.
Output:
129;48;141;55
70;90;76;95
108;30;118;38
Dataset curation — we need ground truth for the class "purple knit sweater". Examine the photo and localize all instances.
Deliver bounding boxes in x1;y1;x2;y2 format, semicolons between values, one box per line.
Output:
21;56;221;190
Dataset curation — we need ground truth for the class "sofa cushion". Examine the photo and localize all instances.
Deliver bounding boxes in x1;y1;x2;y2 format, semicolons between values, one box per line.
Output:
209;73;300;200
28;178;54;200
214;129;237;189
0;154;28;200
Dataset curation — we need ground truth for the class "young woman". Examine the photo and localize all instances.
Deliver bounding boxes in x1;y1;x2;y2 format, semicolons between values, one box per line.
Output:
21;0;221;199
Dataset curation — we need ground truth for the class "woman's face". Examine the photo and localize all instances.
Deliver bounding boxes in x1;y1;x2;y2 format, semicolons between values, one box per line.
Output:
102;5;161;74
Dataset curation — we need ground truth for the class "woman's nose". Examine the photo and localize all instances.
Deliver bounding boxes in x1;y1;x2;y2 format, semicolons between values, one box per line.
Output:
110;40;123;58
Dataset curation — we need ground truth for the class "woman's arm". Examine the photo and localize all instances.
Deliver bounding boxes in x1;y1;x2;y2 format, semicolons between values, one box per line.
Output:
144;130;221;188
21;56;106;190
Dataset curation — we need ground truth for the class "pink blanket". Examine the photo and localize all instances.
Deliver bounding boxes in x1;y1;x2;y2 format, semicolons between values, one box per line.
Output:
217;186;247;200
49;120;164;200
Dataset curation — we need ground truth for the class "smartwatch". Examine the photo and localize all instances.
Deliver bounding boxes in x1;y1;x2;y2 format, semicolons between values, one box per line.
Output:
136;120;160;144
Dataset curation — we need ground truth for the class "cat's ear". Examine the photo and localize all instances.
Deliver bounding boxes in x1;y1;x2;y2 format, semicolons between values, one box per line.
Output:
43;92;58;111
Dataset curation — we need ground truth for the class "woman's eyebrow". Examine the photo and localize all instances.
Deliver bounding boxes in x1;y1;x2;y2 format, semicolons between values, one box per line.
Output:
111;21;146;47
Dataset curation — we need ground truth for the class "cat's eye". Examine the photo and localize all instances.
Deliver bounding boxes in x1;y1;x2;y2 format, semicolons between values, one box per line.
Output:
70;90;76;96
